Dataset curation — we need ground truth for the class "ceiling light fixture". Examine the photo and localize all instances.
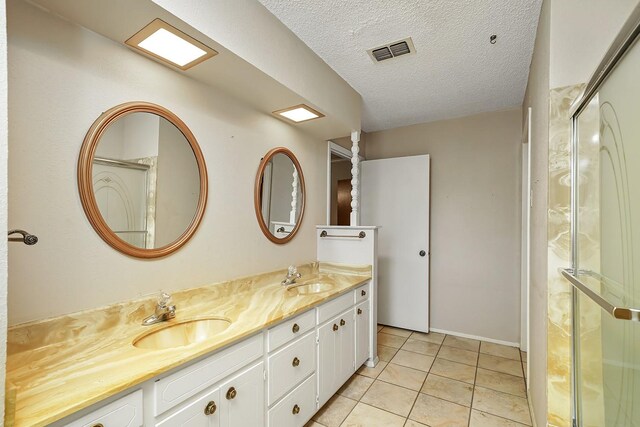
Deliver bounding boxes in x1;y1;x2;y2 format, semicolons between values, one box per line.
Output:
126;19;217;70
273;105;324;123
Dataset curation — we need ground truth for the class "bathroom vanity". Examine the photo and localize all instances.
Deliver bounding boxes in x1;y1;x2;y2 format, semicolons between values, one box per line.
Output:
6;263;374;427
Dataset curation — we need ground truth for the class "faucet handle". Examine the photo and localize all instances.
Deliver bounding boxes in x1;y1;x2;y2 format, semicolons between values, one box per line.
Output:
288;265;297;276
158;292;172;307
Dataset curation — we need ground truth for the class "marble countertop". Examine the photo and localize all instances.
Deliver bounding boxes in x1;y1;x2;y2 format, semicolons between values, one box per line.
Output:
6;262;371;427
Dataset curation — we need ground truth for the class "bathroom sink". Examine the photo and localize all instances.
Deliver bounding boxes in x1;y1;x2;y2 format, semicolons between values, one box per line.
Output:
133;318;231;350
287;277;336;295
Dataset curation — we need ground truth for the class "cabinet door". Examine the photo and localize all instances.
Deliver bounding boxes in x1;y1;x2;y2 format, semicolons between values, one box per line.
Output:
218;362;265;427
317;317;341;407
337;311;355;383
355;301;370;368
157;387;220;427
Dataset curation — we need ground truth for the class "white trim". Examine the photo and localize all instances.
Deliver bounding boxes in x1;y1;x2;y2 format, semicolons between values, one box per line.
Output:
326;140;364;225
429;328;521;348
528;396;538;427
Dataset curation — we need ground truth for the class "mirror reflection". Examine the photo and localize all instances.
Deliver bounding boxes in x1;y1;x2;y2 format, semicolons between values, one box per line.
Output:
257;151;304;241
93;112;200;249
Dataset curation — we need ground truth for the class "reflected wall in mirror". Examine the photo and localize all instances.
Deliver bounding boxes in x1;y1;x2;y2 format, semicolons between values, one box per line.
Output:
255;147;305;244
78;102;208;258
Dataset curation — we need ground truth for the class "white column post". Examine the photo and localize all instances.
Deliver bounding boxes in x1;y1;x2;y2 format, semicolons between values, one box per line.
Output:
289;166;299;224
350;130;361;226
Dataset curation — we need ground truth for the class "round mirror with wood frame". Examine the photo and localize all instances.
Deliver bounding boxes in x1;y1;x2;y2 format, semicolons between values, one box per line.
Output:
78;102;208;258
254;147;306;244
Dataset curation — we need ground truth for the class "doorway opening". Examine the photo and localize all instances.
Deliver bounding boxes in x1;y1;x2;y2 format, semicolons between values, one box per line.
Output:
326;141;362;225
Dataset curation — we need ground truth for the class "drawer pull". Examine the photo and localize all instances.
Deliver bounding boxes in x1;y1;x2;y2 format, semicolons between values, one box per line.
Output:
92;424;104;427
357;308;363;315
292;404;301;415
333;323;339;331
204;401;217;415
340;319;346;326
226;387;237;400
361;290;367;296
292;323;300;333
292;357;300;367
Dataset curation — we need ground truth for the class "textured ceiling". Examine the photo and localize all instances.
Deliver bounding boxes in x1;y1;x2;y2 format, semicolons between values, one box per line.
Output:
258;0;542;131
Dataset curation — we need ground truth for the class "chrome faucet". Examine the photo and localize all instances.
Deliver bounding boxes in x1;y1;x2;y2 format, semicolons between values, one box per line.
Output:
282;265;302;286
142;292;176;326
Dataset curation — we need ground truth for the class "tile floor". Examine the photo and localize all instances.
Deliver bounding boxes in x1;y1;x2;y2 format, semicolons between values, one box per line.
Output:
306;325;530;427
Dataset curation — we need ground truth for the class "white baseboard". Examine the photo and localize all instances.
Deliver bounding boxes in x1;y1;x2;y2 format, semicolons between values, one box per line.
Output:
430;328;521;348
528;394;538;427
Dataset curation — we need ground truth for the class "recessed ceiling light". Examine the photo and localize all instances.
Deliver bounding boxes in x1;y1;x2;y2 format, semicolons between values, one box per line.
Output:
273;105;324;123
126;19;217;70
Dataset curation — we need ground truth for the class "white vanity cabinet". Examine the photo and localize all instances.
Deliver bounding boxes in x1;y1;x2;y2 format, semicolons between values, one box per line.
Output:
58;281;373;427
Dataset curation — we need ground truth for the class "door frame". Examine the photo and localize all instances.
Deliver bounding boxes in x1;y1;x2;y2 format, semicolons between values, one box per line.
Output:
326;141;363;225
521;108;532;362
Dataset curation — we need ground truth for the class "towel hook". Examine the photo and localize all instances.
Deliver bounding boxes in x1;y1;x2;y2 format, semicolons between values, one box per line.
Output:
8;229;38;245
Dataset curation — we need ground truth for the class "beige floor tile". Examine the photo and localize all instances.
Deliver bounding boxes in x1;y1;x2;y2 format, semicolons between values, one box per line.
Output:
472;386;532;425
421;374;474;406
378;332;408;349
381;326;413;338
443;335;480;352
378;344;399;362
361;380;419;417
378;363;428;391
523;362;527;378
409;393;470;426
358;360;388;378
430;358;477;384
470;409;529;426
520;350;527;359
340;402;406;427
437;345;479;366
478;354;523;377
306;422;325;427
410;330;445;344
404;420;428;427
475;368;526;397
480;342;521;361
338;374;375;400
401;339;440;356
391;350;434;372
313;395;358;427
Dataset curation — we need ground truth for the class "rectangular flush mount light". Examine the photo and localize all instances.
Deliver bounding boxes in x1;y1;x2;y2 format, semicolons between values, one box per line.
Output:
273;104;325;123
125;19;217;70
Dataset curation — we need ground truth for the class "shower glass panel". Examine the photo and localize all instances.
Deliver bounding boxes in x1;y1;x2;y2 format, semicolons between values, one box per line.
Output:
572;24;640;427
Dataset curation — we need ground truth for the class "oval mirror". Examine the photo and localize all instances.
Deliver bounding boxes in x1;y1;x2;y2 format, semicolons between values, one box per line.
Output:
254;147;305;244
78;102;208;258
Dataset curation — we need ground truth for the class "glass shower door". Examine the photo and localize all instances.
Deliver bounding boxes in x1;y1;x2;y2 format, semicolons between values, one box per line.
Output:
570;17;640;427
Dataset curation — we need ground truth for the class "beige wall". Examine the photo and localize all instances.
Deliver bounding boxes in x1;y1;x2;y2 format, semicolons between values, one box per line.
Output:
0;0;8;418
366;108;522;344
332;132;367;159
7;0;328;325
522;1;550;425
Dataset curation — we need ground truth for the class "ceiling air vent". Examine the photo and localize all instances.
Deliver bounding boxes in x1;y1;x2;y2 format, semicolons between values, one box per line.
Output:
367;37;416;63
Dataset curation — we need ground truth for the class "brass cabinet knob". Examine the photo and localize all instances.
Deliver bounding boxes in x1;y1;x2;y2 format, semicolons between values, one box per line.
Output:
292;323;300;333
292;404;301;415
361;290;366;296
357;308;363;315
340;319;346;326
292;357;300;367
204;401;217;415
333;324;339;331
226;387;237;400
92;424;104;427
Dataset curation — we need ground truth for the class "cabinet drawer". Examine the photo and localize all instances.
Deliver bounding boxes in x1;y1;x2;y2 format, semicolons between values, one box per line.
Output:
355;283;370;304
268;332;316;405
317;292;353;324
268;309;315;352
154;333;263;416
268;374;316;427
66;390;143;427
156;386;219;426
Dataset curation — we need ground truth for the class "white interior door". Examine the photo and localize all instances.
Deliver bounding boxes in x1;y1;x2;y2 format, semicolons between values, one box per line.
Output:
361;155;430;332
521;107;531;353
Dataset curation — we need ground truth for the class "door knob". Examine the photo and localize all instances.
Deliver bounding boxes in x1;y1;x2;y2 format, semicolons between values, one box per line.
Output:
419;250;426;257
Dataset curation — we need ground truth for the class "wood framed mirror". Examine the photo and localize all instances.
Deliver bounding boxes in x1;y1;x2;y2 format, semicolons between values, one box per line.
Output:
254;147;305;244
78;102;208;258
